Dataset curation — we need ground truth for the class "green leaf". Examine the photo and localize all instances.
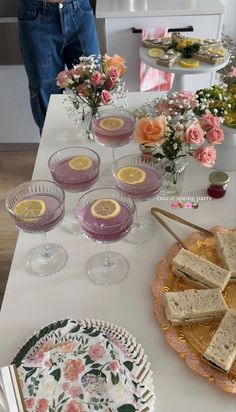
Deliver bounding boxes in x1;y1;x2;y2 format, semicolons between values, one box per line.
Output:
50;368;61;382
111;372;119;385
85;355;94;365
117;405;137;412
49;406;54;412
25;368;37;382
123;361;133;371
58;406;63;412
91;363;102;368
58;392;64;403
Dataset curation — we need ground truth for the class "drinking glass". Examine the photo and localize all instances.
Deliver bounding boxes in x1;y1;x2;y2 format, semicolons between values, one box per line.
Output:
91;107;135;186
48;146;100;234
113;154;166;243
6;180;67;276
76;187;135;286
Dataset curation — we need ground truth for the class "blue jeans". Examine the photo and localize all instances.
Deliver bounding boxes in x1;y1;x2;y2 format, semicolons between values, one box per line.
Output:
18;0;100;134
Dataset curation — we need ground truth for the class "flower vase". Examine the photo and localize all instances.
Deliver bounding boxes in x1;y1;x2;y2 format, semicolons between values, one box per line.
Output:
162;159;186;197
81;107;99;140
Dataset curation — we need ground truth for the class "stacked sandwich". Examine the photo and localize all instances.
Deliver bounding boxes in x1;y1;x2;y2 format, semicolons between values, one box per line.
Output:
163;231;236;373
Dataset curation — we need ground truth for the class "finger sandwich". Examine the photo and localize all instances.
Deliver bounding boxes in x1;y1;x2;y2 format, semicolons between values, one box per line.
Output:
203;310;236;372
171;248;231;291
214;231;236;282
163;288;228;325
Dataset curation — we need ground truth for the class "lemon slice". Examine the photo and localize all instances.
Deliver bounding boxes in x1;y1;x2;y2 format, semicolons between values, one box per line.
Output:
91;198;121;220
14;199;45;220
99;117;124;131
178;59;200;68
208;48;225;57
147;48;164;58
116;167;146;185
68;156;92;170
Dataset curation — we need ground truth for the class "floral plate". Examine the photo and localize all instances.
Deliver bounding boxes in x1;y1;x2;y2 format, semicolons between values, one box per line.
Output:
152;225;236;394
13;319;155;411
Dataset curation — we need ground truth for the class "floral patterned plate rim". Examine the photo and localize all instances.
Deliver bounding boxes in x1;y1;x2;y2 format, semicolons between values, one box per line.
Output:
13;318;155;411
152;225;236;395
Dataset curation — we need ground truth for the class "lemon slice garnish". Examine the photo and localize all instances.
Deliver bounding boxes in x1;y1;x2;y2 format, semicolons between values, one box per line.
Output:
148;48;164;58
99;117;124;131
116;167;146;185
68;156;92;170
208;48;225;57
91;198;121;220
14;199;45;220
178;59;200;68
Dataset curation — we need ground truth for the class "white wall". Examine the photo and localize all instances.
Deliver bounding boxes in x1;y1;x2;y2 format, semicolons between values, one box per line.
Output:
221;0;236;40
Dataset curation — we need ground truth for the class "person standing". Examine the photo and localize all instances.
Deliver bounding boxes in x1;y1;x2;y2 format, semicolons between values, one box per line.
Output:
18;0;100;134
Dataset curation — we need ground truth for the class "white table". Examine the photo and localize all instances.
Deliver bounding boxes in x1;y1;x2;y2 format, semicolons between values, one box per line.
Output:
140;46;229;92
0;93;235;411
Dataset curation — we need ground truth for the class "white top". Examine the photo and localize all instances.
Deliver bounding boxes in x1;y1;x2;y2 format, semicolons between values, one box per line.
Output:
0;93;235;412
140;46;230;74
96;0;225;18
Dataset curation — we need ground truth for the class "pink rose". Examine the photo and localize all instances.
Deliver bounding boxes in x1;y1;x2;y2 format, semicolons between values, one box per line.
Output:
228;66;236;78
69;385;82;398
36;399;48;412
56;70;71;88
88;342;106;361
76;84;90;97
185;120;205;145
101;90;112;105
206;128;224;144
63;359;85;381
200;113;221;131
107;66;119;81
105;77;116;90
109;361;119;371
90;71;102;86
25;398;35;409
193;146;216;167
65;400;84;412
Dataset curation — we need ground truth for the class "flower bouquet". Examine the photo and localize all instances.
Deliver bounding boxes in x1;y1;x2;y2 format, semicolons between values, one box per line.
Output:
133;91;224;195
56;54;127;138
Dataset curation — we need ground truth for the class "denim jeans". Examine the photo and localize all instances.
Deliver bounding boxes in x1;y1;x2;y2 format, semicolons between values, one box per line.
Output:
18;0;100;134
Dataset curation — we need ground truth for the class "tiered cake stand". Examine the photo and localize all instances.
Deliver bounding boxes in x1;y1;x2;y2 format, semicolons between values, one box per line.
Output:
139;46;229;92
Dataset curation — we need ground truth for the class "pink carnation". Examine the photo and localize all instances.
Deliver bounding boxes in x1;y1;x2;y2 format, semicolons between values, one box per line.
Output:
65;400;84;412
109;361;119;371
200;113;221;131
193;146;216;167
101;89;112;105
25;398;35;409
185;120;205;145
88;342;105;361
36;399;48;412
206;128;224;144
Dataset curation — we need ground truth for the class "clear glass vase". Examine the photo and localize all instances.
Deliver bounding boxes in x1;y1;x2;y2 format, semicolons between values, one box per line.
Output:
81;106;99;140
161;159;186;197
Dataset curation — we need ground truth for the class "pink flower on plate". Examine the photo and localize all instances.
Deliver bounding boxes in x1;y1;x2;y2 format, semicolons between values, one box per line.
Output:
193;146;216;167
206;127;224;144
63;359;85;381
56;340;76;353
88;342;106;361
62;382;70;391
65;400;84;412
184;120;205;145
108;361;119;371
36;399;48;412
25;398;35;409
200;113;221;131
101;89;112;105
90;71;102;86
69;385;82;398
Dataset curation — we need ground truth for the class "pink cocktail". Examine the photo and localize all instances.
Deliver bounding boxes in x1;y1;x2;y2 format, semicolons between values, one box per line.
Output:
113;154;166;243
77;187;135;285
49;147;100;233
6;180;67;276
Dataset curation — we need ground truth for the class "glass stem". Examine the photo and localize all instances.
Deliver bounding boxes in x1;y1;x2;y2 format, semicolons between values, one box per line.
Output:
111;148;115;164
103;244;114;267
41;232;52;258
134;203;142;229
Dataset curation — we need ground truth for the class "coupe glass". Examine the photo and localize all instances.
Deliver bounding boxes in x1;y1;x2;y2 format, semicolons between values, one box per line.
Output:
91;107;135;186
6;180;67;276
76;187;135;286
48;146;100;234
113;154;166;243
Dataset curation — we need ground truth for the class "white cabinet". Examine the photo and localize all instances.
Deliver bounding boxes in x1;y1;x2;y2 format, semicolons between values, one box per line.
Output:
104;14;224;91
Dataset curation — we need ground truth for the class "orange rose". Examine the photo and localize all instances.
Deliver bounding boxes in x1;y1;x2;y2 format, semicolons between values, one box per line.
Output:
103;54;126;77
134;116;166;144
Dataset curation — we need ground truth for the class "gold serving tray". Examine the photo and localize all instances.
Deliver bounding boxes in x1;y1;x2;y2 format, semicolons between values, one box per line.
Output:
152;226;236;394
